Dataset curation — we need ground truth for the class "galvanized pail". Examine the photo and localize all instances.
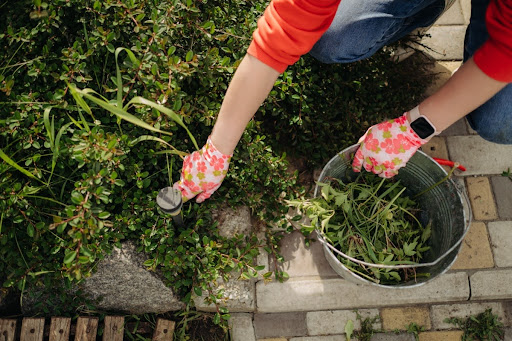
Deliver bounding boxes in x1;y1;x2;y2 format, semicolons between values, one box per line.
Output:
314;144;471;288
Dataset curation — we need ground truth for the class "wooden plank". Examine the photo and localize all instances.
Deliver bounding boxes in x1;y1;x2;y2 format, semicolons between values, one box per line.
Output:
74;317;98;341
152;318;175;341
102;316;124;341
49;317;71;341
0;319;17;341
20;318;45;341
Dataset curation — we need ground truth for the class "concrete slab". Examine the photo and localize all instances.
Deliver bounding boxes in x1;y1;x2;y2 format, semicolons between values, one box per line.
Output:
306;309;380;336
290;336;347;341
460;0;471;24
488;221;512;267
256;273;469;313
254;312;307;339
466;177;498;221
491;176;512;220
419;26;466;60
230;313;256;341
471;269;512;301
435;0;465;25
271;231;338;279
371;334;414;341
446;136;512;176
430;302;505;329
439;118;468;137
381;307;431;331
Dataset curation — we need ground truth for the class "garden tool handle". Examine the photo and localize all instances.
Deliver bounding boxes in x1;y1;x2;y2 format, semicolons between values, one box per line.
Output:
433;157;466;171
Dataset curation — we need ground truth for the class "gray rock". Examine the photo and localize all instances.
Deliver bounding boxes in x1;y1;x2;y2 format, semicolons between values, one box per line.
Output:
81;241;183;314
214;205;253;239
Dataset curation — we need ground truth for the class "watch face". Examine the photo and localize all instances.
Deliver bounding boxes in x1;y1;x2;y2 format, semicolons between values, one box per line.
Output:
410;117;435;139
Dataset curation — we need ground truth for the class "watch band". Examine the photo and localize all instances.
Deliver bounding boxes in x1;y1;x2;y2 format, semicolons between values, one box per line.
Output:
409;106;440;137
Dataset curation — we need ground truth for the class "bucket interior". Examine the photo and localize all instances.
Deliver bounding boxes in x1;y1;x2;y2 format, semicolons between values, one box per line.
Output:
314;145;471;288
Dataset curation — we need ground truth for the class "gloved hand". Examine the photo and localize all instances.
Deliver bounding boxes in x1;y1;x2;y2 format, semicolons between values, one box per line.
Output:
174;136;232;203
352;113;429;178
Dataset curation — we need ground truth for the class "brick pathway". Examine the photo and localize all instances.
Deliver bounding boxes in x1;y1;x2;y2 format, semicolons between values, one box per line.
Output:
222;1;512;340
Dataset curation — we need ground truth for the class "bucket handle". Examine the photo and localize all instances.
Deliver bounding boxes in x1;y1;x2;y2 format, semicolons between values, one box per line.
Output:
316;177;472;269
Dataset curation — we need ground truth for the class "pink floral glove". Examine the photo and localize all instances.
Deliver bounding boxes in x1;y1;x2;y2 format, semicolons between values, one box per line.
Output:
174;136;232;203
352;113;429;178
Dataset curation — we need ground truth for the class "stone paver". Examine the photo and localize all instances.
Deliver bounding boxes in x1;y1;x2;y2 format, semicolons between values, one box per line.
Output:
491;176;512;219
271;231;338;279
439;118;468;137
253;313;307;339
370;334;414;341
447;136;512;176
418;331;464;341
229;313;256;341
451;221;494;270
436;0;465;25
488;221;512;267
290;336;346;341
257;273;469;313
422;136;449;159
307;309;380;336
466;177;498;221
430;302;505;329
419;26;466;60
471;269;512;301
424;61;462;98
460;0;471;23
194;273;255;312
380;307;431;331
259;339;288;341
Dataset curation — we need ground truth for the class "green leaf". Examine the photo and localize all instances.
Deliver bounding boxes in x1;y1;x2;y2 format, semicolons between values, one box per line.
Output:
98;212;110;219
63;251;76;265
403;241;417;256
27;225;35;238
344;319;354;341
193;287;202;296
185;50;193;62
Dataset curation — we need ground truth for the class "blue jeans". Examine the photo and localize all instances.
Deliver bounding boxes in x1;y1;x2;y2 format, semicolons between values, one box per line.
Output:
310;0;512;144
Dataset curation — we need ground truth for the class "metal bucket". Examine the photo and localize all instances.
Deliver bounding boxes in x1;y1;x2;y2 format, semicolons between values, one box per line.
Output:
314;144;472;288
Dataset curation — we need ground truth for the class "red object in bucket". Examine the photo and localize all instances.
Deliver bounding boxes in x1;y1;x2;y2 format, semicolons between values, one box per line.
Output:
433;157;466;172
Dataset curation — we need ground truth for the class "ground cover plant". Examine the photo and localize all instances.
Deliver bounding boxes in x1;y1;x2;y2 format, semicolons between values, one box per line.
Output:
1;0;433;336
445;308;505;341
288;171;432;284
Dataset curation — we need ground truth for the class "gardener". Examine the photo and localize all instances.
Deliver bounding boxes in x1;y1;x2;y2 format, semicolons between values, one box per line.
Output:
174;0;512;203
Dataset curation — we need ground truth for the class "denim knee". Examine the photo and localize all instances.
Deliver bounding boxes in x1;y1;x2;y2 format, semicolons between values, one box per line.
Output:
466;85;512;144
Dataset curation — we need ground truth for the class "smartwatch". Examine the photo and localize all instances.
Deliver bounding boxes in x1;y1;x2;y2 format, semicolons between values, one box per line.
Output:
409;106;439;140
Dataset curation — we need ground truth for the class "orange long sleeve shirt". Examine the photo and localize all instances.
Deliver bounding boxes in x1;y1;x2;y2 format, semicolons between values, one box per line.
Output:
247;0;512;82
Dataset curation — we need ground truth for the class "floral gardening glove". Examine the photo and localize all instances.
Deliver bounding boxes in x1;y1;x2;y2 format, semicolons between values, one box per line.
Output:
174;136;232;203
352;113;429;178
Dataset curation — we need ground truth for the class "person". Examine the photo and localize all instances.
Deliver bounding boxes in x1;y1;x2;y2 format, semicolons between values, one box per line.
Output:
174;0;512;203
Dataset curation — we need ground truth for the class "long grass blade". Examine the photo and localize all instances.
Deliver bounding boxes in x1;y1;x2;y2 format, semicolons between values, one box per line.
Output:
129;135;188;157
115;47;140;108
0;148;44;183
127;96;199;150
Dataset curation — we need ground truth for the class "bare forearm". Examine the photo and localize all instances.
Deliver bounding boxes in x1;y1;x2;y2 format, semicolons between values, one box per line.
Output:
210;54;280;154
412;58;508;130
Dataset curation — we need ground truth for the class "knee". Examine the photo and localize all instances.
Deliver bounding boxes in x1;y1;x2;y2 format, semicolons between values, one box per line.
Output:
309;31;379;64
467;108;512;145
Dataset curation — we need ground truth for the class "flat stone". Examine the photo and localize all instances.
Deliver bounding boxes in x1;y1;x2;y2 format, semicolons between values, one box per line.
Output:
214;205;253;239
505;328;512;340
421;137;449;160
417;331;464;341
451;221;494;270
424;61;462;97
258;339;288;341
491;176;512;219
470;269;512;301
78;242;183;315
306;309;380;336
446;136;512;176
435;0;465;25
371;333;415;341
229;313;256;341
194;273;255;312
270;231;338;279
460;0;471;23
290;336;347;341
253;313;307;339
419;26;466;60
381;307;431;331
466;177;498;220
256;273;469;313
431;302;505;329
439;118;468;137
488;221;512;267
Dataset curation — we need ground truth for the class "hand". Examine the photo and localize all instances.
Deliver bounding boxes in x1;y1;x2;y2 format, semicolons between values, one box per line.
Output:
352;113;429;178
174;137;232;203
